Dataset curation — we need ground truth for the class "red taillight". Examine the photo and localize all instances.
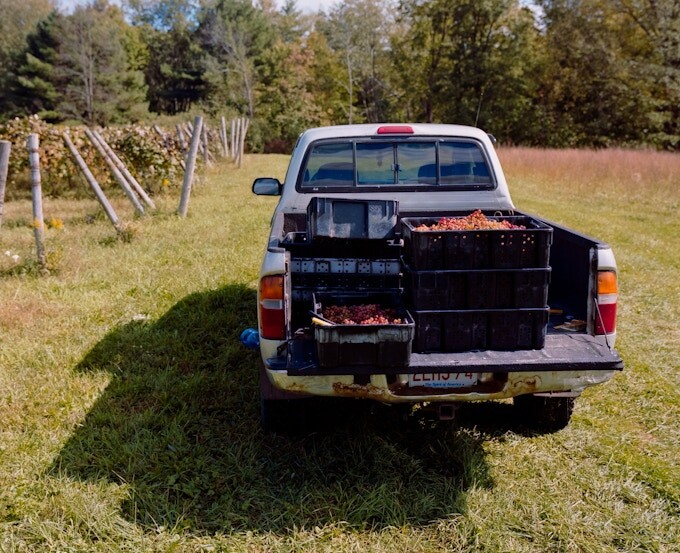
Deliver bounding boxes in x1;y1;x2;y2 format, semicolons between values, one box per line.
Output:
595;271;618;335
259;275;285;340
377;125;414;135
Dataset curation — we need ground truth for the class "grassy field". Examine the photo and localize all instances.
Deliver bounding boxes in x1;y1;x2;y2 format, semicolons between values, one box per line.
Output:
0;149;678;552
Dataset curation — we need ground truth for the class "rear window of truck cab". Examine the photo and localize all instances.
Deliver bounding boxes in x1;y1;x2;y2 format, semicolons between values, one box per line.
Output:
299;139;494;191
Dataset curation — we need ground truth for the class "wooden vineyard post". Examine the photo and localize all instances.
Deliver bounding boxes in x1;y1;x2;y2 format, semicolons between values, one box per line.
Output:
220;116;228;157
233;118;242;164
27;134;47;272
63;133;123;234
202;124;211;166
207;130;216;163
183;122;193;145
238;117;250;168
178;115;203;217
153;124;170;149
85;129;146;216
92;130;156;210
187;120;208;160
183;122;192;145
234;118;241;166
176;124;187;152
230;118;236;159
0;140;10;228
175;125;188;170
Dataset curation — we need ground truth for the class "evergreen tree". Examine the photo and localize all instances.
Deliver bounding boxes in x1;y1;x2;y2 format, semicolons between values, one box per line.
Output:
197;0;274;117
126;0;206;114
0;0;54;110
144;25;206;114
4;12;64;121
58;0;147;125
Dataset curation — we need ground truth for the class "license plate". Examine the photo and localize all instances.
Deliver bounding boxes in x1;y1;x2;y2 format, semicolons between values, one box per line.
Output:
408;372;478;388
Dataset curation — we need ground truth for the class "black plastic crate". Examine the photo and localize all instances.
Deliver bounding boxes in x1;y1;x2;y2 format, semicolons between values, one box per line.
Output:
312;292;414;368
405;266;551;310
307;198;398;241
412;308;549;352
401;215;552;270
488;310;549;350
281;232;402;259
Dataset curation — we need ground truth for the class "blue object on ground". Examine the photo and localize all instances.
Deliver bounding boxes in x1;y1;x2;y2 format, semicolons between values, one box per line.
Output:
240;328;260;349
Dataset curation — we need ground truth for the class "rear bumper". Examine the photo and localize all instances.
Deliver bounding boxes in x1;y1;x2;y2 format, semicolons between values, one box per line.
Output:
262;367;617;403
262;333;623;403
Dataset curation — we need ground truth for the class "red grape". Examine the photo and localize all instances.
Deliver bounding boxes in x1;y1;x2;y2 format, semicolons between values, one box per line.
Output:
322;304;404;325
414;210;526;231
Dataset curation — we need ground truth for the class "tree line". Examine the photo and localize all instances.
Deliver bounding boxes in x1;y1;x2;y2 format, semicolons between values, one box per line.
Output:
1;0;678;151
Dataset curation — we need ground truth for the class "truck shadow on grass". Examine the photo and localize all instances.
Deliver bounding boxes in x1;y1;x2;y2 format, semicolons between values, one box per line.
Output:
50;283;520;535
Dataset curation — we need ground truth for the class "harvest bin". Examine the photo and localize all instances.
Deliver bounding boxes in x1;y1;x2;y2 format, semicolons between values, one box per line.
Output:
405;266;551;310
312;293;414;368
307;197;399;241
413;308;549;352
401;215;552;270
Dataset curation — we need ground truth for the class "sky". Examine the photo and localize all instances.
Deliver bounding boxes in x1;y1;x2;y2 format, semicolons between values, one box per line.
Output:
280;0;338;13
58;0;339;14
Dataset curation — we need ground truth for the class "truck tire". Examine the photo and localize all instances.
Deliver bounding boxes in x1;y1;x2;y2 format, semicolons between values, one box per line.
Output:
260;398;288;433
259;365;313;434
513;394;575;432
260;399;312;434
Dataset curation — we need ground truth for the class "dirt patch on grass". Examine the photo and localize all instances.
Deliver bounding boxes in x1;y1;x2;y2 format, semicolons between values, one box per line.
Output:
0;296;60;332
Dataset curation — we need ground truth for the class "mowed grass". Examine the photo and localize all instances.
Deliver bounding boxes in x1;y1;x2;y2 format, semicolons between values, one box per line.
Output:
0;148;678;552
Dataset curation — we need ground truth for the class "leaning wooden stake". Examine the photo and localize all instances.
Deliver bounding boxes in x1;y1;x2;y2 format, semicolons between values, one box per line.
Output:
187;120;207;159
186;121;195;143
27;134;48;272
178;115;203;217
176;124;187;152
85;129;146;216
153;124;170;150
0;140;10;228
202;124;211;166
63;133;123;234
220;116;228;157
183;122;193;142
206;127;216;163
92;130;156;210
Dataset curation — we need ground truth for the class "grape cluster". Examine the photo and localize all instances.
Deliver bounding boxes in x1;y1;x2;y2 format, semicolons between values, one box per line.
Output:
415;210;526;231
322;304;404;325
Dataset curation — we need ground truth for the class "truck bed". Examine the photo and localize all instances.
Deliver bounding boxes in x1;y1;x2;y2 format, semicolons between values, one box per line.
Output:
275;209;622;377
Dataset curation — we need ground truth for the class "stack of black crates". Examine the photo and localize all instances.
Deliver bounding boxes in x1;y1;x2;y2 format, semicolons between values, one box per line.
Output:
401;214;553;352
305;198;415;369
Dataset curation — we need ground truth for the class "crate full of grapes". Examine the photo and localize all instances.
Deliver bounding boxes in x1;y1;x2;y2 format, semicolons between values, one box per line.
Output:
401;210;553;270
312;293;415;368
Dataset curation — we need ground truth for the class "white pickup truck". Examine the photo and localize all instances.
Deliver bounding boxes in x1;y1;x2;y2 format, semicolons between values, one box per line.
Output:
252;123;623;432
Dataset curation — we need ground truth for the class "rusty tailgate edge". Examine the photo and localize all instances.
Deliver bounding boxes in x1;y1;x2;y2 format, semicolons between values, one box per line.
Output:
276;333;623;376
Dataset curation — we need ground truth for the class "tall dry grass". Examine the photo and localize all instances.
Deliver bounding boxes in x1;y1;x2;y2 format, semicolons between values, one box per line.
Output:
498;146;680;205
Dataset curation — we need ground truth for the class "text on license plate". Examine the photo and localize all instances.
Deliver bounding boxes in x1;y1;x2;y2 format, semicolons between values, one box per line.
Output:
408;373;478;388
